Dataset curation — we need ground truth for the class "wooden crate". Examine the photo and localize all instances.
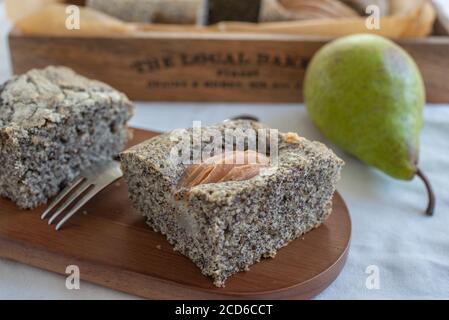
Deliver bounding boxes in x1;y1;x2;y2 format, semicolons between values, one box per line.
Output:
8;29;449;103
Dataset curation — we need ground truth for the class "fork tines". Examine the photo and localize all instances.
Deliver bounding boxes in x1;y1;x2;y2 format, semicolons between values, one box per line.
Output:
41;161;123;231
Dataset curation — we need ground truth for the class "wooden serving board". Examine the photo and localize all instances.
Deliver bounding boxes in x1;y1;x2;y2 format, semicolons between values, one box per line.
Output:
0;128;351;299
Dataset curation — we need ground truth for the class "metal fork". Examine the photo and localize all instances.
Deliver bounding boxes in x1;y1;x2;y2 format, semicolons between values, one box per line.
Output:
41;160;123;231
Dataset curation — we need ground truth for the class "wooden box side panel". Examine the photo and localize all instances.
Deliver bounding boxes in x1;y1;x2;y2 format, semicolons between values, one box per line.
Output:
400;39;449;103
8;33;449;103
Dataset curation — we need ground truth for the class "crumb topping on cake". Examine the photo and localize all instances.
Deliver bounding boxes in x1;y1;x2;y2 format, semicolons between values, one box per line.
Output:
0;66;127;128
282;132;302;144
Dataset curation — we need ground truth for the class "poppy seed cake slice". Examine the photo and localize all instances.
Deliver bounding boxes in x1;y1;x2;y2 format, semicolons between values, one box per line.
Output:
0;66;133;209
120;120;343;287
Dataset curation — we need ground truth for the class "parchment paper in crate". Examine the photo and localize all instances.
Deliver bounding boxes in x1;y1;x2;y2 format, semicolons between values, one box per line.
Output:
5;0;435;38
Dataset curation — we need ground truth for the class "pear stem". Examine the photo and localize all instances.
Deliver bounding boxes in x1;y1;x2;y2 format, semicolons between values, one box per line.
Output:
416;168;435;216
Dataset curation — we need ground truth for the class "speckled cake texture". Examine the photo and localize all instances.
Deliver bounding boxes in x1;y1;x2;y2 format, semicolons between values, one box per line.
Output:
0;66;133;209
120;120;343;287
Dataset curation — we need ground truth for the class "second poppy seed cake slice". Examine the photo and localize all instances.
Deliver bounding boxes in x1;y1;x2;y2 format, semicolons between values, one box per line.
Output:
0;66;133;208
120;120;343;287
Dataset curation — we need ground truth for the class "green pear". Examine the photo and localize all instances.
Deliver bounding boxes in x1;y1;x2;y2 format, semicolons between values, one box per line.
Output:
304;34;435;215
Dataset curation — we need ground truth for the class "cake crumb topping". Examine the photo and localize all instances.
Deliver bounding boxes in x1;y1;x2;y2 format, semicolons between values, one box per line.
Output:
282;132;302;144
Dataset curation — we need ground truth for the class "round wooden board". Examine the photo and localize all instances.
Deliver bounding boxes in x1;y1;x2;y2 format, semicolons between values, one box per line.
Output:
0;128;351;300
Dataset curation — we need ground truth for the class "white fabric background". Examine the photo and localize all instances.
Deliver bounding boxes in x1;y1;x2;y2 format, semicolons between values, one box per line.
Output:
0;1;448;299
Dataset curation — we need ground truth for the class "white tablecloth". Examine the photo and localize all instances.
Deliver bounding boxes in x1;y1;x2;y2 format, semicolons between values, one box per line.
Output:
0;1;448;299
